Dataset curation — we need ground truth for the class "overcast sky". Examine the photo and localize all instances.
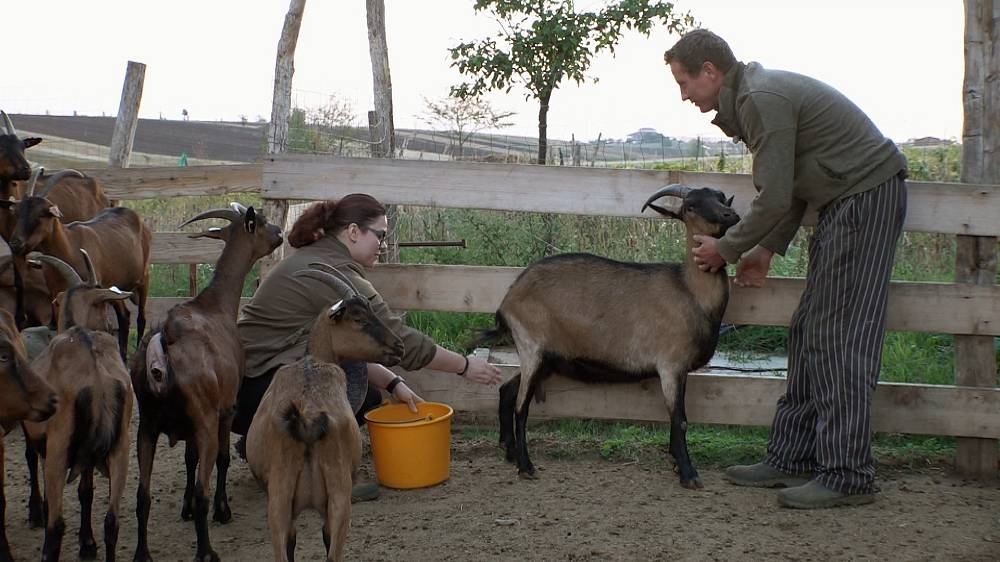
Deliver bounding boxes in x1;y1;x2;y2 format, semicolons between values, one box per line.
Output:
6;1;964;142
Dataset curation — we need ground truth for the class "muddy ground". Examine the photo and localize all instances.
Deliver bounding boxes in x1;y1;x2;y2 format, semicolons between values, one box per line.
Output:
4;419;999;562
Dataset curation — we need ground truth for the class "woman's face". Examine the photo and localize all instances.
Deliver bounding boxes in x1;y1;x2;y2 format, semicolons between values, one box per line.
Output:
346;214;388;267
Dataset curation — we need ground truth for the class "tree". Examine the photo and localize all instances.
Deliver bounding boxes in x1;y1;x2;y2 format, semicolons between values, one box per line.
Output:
269;0;307;155
449;0;693;164
420;95;515;159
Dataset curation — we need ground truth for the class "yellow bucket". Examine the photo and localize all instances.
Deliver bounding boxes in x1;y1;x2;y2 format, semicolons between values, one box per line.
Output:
364;402;454;489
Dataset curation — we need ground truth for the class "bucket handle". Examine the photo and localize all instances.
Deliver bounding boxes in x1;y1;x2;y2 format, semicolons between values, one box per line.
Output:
372;415;434;425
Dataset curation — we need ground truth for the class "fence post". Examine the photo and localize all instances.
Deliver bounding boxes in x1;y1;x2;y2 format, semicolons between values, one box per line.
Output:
108;61;145;170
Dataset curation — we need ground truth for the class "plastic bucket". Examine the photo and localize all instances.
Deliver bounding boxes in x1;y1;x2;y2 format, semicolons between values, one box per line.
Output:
364;401;454;489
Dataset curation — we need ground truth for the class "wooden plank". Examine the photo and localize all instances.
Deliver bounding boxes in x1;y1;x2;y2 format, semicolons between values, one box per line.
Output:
366;264;1000;336
396;360;1000;439
262;155;1000;236
150;232;224;264
81;164;262;199
108;61;146;169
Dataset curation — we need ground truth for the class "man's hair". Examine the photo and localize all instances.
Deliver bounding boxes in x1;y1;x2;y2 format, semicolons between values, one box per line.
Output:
664;29;736;76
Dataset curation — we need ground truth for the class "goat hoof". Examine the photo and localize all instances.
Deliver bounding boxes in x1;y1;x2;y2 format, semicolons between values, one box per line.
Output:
196;549;220;562
132;549;153;562
28;505;45;529
79;540;98;559
517;468;538;480
180;500;195;521
680;476;704;490
212;505;232;524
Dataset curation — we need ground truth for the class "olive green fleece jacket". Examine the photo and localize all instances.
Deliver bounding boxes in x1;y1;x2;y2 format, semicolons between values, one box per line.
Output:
711;62;907;263
237;235;438;379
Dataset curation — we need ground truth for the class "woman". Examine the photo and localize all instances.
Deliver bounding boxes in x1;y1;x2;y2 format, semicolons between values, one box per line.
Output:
234;194;501;499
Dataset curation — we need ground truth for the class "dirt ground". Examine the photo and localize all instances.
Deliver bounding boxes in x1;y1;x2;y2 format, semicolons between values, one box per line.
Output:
4;420;1000;562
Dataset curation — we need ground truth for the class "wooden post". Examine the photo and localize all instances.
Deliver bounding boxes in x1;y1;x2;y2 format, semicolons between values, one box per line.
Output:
260;0;307;281
367;0;400;263
108;61;145;169
955;0;998;480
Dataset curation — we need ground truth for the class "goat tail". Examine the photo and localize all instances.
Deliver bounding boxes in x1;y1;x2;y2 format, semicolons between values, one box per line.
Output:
282;403;331;447
474;310;513;347
66;382;127;482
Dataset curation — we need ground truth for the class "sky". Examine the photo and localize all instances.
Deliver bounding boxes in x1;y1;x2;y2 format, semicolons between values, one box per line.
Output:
6;1;965;143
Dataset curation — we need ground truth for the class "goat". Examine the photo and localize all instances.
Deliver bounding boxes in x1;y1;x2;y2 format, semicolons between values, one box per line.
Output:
479;185;739;489
0;307;57;562
5;193;150;357
130;204;282;562
247;264;404;562
21;251;134;562
0;110;42;198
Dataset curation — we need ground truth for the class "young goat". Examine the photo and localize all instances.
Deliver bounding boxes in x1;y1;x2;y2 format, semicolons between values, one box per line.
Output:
0;307;57;562
6;193;150;356
21;251;135;562
130;204;282;562
247;265;404;562
481;185;739;489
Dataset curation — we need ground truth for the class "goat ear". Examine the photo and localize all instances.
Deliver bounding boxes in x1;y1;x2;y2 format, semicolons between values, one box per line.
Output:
726;195;735;207
98;288;133;302
47;205;63;219
327;299;347;320
23;137;43;148
244;207;257;233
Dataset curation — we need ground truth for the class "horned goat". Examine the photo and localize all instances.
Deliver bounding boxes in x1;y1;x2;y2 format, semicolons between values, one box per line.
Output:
480;185;739;489
0;307;57;562
247;264;404;562
21;251;135;562
0;110;42;198
130;204;282;562
5;192;150;357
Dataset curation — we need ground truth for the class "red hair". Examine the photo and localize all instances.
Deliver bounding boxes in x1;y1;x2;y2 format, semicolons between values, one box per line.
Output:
287;193;387;248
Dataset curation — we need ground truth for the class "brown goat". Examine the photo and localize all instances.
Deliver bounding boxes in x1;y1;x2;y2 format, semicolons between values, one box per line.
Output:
0;307;57;562
21;252;134;562
5;195;150;356
0;111;42;197
247;265;404;562
130;204;282;562
479;185;739;489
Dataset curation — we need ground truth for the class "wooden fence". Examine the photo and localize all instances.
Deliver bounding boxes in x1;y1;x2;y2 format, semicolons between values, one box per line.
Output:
91;155;1000;477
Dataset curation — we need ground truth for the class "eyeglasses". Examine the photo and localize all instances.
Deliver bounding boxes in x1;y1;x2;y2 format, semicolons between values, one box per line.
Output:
360;225;388;245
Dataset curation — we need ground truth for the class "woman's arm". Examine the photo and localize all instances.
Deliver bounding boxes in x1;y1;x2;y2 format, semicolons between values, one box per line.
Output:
423;345;502;385
367;362;423;412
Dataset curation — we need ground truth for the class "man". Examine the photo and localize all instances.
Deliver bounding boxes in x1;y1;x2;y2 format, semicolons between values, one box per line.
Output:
664;29;907;508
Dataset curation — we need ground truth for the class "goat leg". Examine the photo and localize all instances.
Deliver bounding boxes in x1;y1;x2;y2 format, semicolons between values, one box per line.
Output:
193;429;220;562
105;429;129;562
497;374;520;463
112;301;129;363
212;414;233;524
1;439;11;562
514;382;539;480
22;425;44;528
667;375;702;489
133;424;158;562
265;466;297;562
181;441;197;521
77;468;98;560
42;448;68;562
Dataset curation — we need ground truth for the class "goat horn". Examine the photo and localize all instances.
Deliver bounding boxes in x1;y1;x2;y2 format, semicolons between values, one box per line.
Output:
229;201;248;215
26;252;83;287
1;111;14;136
27;167;44;197
38;170;86;199
306;262;360;295
641;184;692;213
293;269;355;299
79;248;99;286
177;208;241;229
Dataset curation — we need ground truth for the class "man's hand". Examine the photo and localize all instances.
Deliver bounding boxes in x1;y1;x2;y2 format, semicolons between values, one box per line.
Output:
734;246;774;288
692;235;726;273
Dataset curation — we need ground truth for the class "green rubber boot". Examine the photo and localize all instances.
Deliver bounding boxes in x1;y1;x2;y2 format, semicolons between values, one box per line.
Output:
723;462;811;488
777;481;876;509
351;481;381;503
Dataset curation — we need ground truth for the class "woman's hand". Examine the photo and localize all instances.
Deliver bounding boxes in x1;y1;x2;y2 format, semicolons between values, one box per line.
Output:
735;246;774;288
391;382;423;413
463;356;502;385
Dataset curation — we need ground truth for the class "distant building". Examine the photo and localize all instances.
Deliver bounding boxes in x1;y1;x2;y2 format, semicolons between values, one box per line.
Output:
902;136;954;148
626;127;665;143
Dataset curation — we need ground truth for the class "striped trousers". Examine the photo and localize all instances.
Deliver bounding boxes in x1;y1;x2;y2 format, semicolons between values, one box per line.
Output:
765;173;907;494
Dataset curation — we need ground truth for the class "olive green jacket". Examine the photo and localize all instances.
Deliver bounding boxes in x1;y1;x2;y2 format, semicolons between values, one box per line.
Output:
711;62;907;263
238;235;437;379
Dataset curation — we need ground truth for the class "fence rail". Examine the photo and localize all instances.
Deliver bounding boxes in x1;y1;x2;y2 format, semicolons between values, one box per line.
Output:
92;157;998;477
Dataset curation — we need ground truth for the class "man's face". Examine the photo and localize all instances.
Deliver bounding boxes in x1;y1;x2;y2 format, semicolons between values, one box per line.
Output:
669;60;723;113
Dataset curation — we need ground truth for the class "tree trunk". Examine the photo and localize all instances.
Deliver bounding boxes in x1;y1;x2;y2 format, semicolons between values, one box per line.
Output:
367;0;400;263
955;0;998;480
536;93;551;165
268;0;307;155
